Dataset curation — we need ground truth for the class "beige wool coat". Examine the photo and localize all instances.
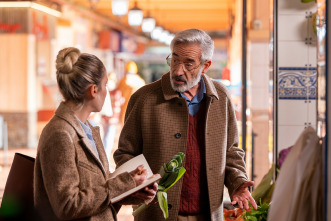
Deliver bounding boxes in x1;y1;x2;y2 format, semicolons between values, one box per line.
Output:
114;72;249;221
34;102;136;221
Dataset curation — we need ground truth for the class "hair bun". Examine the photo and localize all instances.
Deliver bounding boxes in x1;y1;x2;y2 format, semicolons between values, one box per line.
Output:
56;47;81;74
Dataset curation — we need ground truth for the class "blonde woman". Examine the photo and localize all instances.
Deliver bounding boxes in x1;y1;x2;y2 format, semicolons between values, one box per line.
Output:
34;47;157;221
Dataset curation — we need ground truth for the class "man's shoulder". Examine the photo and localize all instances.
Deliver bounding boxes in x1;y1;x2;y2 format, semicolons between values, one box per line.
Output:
204;75;231;99
131;79;163;99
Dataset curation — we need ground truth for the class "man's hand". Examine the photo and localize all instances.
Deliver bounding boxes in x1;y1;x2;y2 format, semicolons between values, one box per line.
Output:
231;181;257;210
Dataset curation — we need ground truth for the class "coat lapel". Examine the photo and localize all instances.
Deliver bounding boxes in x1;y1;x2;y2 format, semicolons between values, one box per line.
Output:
89;122;110;174
55;103;107;176
79;136;107;176
202;74;219;100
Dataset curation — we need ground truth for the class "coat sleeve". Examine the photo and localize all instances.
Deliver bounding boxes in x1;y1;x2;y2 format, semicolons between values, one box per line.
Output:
39;130;136;220
224;97;249;197
114;91;143;167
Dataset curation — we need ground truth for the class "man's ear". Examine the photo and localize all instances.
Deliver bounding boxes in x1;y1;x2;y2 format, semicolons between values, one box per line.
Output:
201;60;212;75
88;84;98;98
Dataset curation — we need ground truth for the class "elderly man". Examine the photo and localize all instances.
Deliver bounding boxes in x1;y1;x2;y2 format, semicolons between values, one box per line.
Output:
114;29;257;221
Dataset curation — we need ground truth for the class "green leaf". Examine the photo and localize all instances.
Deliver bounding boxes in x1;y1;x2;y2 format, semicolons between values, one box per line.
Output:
158;185;166;191
252;164;275;204
161;172;179;189
247;216;257;221
173;153;184;165
242;202;270;221
179;153;185;162
249;210;260;215
156;152;186;219
164;167;186;192
159;171;171;186
158;164;167;177
166;160;178;171
157;191;169;219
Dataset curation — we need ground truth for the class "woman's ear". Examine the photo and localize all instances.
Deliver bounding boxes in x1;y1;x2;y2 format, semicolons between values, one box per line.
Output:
88;84;98;98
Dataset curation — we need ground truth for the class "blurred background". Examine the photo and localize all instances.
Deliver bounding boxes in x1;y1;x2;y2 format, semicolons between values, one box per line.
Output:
0;0;330;220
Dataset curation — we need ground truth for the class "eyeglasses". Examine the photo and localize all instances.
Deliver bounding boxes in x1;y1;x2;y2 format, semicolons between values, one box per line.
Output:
166;54;202;72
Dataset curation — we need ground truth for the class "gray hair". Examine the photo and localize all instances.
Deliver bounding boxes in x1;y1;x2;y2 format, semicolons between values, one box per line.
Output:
56;47;105;105
170;29;214;61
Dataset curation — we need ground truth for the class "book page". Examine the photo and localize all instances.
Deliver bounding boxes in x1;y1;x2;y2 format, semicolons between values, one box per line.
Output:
109;154;161;203
109;154;153;178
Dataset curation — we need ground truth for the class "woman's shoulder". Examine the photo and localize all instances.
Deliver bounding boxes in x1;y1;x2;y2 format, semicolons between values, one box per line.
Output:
37;117;73;151
40;115;77;140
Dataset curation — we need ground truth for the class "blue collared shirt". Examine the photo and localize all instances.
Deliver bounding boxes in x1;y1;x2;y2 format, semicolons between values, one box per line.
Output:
76;117;100;159
179;78;206;116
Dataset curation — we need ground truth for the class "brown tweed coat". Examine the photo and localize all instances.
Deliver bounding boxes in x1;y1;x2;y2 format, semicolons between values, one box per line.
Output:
114;72;249;221
34;102;136;221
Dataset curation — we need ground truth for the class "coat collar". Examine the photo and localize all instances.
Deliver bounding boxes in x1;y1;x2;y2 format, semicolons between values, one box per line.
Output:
161;72;219;101
55;102;86;138
55;102;108;175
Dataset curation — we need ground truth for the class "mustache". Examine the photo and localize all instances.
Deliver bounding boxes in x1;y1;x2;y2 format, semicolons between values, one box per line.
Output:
172;75;187;82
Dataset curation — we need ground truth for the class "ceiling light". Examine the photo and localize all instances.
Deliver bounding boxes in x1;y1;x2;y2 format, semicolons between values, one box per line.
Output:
0;1;61;17
111;0;128;16
128;1;143;26
142;17;155;33
166;34;175;45
159;30;169;43
151;26;163;40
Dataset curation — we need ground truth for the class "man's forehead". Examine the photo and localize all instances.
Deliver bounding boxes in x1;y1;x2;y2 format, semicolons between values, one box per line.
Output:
172;43;201;60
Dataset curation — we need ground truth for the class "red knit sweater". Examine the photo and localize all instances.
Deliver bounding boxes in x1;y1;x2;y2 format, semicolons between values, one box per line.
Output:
179;101;209;215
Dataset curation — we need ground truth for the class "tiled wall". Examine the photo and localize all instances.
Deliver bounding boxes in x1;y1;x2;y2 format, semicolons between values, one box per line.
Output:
277;0;317;152
249;42;270;111
248;42;271;185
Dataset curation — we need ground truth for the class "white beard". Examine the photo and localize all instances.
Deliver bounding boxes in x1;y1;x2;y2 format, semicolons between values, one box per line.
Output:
170;67;203;93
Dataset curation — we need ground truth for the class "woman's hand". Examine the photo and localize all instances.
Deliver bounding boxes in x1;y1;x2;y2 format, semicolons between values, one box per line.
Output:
133;181;158;201
129;166;158;201
130;165;148;186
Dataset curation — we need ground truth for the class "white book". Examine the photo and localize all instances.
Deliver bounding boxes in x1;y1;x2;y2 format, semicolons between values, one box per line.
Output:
110;154;161;203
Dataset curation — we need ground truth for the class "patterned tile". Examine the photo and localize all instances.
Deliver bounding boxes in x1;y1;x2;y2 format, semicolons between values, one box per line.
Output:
278;67;317;100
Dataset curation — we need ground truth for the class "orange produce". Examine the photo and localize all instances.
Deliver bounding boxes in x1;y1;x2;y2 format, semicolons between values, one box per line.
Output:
224;208;245;220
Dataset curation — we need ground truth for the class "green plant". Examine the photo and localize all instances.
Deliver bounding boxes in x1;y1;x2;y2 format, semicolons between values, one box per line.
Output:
132;152;186;219
251;164;275;205
242;201;270;221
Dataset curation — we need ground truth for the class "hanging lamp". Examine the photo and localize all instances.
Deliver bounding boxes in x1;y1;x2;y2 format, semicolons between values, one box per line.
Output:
111;0;128;16
166;33;175;45
142;12;155;33
159;30;169;43
128;1;143;26
142;0;155;32
151;26;163;40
